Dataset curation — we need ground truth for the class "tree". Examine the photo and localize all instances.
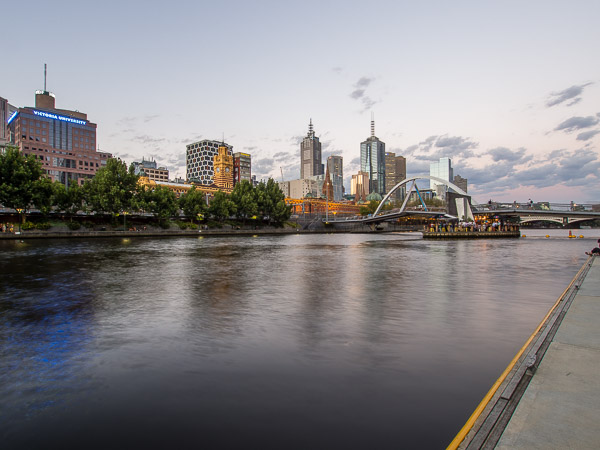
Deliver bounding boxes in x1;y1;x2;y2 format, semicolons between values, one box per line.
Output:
230;180;258;223
208;190;236;221
144;185;178;222
53;181;85;218
178;186;207;221
255;178;290;224
0;146;44;219
85;158;138;215
32;177;55;216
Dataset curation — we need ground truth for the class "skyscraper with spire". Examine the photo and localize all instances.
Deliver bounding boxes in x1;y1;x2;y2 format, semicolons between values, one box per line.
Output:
360;114;386;195
300;119;323;179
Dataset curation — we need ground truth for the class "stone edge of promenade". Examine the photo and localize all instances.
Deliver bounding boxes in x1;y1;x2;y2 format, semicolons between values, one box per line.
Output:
455;256;596;449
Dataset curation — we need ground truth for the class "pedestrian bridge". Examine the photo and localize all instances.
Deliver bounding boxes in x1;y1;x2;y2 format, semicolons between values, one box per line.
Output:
324;175;600;226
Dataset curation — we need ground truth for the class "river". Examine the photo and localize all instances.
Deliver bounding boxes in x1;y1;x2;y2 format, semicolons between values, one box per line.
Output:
0;230;597;449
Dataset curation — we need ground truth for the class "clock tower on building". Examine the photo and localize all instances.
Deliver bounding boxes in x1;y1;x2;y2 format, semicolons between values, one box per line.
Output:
213;145;234;190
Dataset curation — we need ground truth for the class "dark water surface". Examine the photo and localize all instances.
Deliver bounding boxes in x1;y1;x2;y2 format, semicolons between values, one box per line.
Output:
0;233;595;449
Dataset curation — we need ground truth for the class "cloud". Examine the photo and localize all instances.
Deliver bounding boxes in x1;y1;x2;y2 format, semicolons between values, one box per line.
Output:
131;135;166;144
402;135;478;161
546;82;593;107
252;158;275;177
488;147;530;164
349;76;377;112
554;115;600;133
332;66;343;74
143;114;160;123
576;130;600;141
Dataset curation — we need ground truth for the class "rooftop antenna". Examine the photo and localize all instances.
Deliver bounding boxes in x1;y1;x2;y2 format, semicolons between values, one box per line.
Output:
309;118;314;137
44;63;47;91
371;112;375;137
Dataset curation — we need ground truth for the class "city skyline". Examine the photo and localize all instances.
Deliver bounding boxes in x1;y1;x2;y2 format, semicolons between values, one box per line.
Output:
2;0;600;203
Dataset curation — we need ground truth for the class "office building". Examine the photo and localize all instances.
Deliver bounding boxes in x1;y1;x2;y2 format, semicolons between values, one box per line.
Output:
360;116;385;195
186;139;233;184
385;152;406;201
1;96;17;152
430;157;454;198
233;152;251;184
132;158;169;182
5;81;111;186
453;174;468;193
351;171;370;202
300;119;323;179
327;155;344;201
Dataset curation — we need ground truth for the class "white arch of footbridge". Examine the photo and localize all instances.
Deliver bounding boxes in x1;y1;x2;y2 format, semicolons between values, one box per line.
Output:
372;175;473;218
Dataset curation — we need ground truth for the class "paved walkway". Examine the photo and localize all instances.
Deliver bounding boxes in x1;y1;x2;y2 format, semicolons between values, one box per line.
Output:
496;257;600;449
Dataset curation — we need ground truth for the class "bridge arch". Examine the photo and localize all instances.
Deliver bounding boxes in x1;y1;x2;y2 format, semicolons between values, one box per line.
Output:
372;175;469;217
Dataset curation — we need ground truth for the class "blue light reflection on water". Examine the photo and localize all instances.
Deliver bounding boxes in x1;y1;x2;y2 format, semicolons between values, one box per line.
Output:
0;233;595;448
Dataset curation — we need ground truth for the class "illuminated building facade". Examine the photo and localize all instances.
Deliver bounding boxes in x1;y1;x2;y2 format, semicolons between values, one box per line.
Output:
186;139;233;184
6;89;111;186
213;145;234;190
351;171;370;202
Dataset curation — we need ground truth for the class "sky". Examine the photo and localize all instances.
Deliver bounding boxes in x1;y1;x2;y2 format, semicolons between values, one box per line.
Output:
2;0;600;203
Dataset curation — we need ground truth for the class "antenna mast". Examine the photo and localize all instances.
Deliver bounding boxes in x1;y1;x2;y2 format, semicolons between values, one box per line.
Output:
44;63;47;91
371;112;375;137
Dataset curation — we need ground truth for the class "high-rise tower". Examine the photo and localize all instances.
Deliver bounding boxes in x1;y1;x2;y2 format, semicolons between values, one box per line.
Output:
360;115;385;195
300;119;323;179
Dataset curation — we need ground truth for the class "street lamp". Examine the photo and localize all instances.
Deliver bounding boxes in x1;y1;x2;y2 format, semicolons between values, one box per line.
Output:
15;208;24;234
122;211;129;231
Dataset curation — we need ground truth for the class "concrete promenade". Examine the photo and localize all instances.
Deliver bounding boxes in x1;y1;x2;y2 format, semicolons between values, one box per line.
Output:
451;256;599;449
496;256;600;449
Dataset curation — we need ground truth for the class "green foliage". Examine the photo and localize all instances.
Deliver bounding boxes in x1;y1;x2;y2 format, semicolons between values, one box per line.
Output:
35;222;52;230
54;181;84;215
67;221;82;230
142;185;178;220
32;177;55;216
0;146;44;212
176;221;198;230
85;158;138;214
254;178;291;224
208;190;237;221
21;221;36;230
178;186;207;220
360;200;380;216
231;180;258;222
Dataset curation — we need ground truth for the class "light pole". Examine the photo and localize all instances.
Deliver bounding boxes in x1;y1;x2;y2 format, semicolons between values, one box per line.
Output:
15;208;23;234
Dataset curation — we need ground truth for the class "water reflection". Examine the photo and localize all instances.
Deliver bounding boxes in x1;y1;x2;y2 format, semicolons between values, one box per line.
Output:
0;234;594;448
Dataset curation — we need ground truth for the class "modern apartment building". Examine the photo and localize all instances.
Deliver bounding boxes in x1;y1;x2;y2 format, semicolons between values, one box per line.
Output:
5;88;111;186
360;117;385;195
300;119;323;179
186;139;233;185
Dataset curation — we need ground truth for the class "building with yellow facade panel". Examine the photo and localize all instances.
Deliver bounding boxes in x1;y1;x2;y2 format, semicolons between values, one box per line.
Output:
213;145;234;190
286;198;360;217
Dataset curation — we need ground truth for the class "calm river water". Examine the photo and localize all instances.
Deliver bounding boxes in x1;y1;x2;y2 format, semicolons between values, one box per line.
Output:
0;230;597;449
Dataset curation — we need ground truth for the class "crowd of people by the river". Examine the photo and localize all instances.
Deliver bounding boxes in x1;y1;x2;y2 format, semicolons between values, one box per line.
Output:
427;221;517;233
1;223;15;233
